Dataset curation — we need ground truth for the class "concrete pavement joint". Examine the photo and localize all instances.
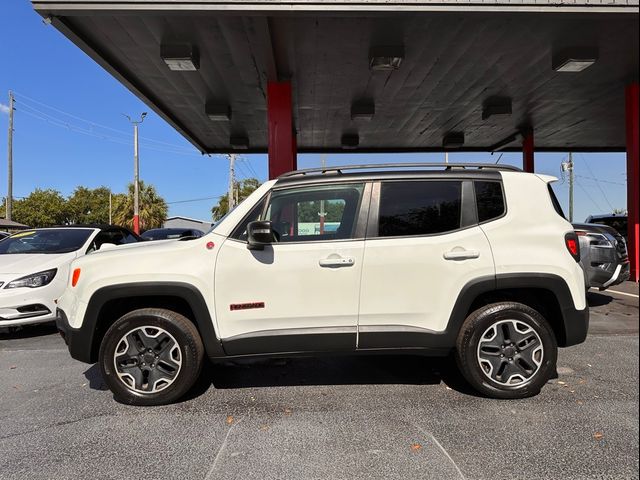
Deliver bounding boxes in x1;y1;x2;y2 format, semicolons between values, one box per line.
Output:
204;418;243;480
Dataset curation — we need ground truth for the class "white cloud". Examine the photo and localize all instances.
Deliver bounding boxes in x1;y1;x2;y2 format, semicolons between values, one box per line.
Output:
0;103;10;115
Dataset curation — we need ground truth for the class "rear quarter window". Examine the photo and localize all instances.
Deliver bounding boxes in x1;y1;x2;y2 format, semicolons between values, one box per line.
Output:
474;181;505;222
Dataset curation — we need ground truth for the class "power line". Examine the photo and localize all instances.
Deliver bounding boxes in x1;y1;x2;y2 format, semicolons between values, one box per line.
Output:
167;194;223;205
12;91;201;153
578;154;615;211
574;178;604;213
18;106;203;157
241;157;260;178
574;174;626;187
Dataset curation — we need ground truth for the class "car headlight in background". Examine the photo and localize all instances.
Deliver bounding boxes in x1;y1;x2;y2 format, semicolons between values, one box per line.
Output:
586;233;615;249
5;269;57;289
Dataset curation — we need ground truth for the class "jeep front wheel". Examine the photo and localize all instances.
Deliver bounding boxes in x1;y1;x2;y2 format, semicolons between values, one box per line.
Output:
455;302;557;399
99;308;204;406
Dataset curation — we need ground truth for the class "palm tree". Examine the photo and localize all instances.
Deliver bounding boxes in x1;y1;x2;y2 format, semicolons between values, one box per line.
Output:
112;181;168;230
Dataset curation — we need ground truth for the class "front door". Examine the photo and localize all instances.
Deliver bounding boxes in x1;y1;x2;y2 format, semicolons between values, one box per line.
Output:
215;182;369;355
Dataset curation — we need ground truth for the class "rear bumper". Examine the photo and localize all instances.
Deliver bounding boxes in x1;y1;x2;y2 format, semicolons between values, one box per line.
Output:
561;305;590;347
56;308;93;363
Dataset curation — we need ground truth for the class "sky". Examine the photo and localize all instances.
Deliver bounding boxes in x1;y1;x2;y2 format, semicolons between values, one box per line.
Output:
0;0;629;224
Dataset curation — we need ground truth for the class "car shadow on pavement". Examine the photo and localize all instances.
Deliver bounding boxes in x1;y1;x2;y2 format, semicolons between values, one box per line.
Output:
182;355;480;401
0;323;58;339
81;355;481;401
83;364;110;391
587;291;614;307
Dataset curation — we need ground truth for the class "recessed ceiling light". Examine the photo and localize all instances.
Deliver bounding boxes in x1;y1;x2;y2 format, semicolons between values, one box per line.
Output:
341;134;359;150
205;103;231;121
369;46;404;71
230;136;249;150
443;132;465;149
160;44;200;71
351;100;375;121
482;97;512;120
552;48;598;73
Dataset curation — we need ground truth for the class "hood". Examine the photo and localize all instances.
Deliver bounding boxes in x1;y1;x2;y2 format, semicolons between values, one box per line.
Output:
86;236;199;259
0;252;77;275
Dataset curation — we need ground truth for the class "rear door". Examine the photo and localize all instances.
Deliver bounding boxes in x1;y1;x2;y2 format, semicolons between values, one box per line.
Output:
357;178;496;349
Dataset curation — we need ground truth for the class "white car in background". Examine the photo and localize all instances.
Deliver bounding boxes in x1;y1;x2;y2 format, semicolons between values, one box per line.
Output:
0;226;141;327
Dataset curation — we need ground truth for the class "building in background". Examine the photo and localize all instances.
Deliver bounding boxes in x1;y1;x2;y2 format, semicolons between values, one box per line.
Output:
164;216;213;232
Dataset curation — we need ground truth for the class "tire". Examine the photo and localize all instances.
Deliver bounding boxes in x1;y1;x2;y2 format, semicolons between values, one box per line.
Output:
99;308;204;406
455;302;557;399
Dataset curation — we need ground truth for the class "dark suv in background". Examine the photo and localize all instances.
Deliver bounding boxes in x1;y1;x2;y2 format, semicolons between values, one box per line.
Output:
573;222;630;290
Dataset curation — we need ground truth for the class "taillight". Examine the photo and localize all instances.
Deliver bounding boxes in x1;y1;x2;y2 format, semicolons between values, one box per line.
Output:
565;232;580;262
71;268;81;287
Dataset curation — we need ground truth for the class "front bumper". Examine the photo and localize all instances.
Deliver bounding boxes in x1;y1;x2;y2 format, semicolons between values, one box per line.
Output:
0;292;57;327
56;308;94;364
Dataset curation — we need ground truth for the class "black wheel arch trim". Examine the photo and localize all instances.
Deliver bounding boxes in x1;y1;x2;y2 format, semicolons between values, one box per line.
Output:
57;282;224;364
56;275;587;363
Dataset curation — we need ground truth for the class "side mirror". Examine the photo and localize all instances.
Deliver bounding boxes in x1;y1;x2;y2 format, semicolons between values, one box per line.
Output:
247;221;276;250
99;242;118;251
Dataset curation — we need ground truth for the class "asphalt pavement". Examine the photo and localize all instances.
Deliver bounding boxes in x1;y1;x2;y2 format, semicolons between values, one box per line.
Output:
0;282;638;480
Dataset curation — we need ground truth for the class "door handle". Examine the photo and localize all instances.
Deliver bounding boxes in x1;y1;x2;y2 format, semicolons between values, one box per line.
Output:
319;256;355;268
443;249;480;260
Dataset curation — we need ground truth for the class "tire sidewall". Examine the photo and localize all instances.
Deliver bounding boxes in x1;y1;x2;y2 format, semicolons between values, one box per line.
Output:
457;303;558;399
99;309;203;406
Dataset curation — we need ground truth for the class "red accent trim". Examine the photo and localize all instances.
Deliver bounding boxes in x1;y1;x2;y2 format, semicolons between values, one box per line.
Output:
626;83;639;282
206;241;215;250
230;302;265;311
267;81;297;179
133;214;140;235
522;129;534;173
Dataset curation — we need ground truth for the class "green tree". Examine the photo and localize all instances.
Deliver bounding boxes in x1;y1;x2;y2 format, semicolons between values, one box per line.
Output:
8;189;69;227
211;178;261;221
112;181;168;230
67;186;113;224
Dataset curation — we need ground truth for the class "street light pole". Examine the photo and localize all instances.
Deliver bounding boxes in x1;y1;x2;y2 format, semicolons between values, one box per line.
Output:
124;112;147;233
6;91;14;221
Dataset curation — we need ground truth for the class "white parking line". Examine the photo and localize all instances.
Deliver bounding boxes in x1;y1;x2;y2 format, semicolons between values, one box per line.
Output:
592;288;639;299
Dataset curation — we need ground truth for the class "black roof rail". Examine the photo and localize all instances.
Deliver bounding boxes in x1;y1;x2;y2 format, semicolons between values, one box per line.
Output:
278;162;522;178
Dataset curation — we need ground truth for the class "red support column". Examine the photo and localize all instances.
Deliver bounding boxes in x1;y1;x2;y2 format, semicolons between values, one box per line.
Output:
522;129;534;173
626;83;639;283
267;81;297;179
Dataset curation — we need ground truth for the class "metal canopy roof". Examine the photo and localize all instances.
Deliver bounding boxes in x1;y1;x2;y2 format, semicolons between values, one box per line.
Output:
33;1;640;154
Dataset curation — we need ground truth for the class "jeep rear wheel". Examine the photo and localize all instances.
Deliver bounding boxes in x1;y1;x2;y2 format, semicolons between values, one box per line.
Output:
99;308;204;406
455;302;557;399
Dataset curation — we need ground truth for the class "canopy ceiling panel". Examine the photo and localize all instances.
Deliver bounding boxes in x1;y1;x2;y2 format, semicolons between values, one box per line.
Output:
32;2;640;153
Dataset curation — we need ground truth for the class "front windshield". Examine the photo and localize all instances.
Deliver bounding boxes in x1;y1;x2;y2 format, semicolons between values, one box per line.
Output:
0;229;94;254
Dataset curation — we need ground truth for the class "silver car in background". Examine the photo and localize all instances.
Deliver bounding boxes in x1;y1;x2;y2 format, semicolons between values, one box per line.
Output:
573;222;630;291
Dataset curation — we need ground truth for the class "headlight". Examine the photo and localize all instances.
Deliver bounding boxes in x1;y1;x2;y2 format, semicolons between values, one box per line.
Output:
5;269;57;289
587;233;614;248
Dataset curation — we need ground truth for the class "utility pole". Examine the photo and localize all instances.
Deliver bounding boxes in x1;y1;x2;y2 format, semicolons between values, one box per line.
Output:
228;154;236;211
6;91;14;221
124;112;147;233
568;152;574;222
319;154;327;234
561;153;574;222
109;191;112;224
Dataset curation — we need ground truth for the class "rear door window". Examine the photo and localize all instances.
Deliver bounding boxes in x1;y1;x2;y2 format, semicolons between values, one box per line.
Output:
377;181;462;237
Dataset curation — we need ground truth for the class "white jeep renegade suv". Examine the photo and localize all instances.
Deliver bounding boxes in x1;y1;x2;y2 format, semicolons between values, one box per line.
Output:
55;163;588;405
